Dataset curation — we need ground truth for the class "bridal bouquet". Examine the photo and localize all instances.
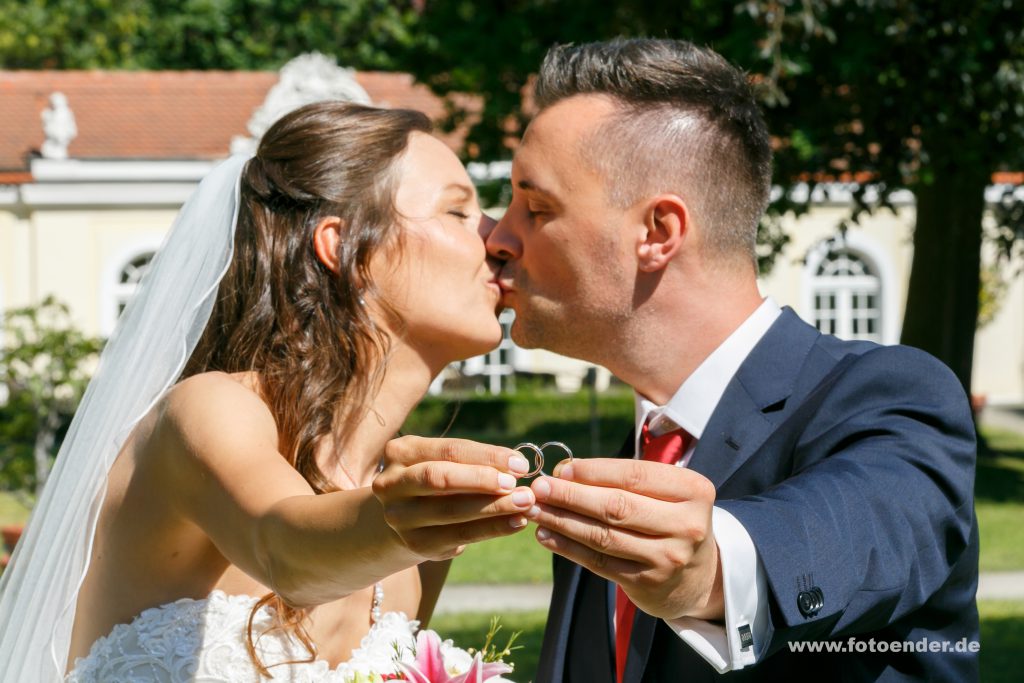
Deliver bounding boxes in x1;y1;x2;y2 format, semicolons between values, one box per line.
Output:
341;614;517;683
393;629;515;683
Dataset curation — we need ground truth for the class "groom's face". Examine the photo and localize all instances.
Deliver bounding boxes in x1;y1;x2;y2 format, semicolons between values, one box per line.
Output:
487;95;641;360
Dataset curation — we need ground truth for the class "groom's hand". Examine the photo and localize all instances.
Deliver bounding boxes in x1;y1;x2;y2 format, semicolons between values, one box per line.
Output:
528;458;724;621
372;435;536;561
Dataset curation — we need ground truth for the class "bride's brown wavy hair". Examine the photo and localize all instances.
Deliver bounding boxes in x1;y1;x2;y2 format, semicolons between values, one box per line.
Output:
180;101;431;676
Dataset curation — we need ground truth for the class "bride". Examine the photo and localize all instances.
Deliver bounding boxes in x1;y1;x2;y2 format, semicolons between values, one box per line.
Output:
0;102;536;681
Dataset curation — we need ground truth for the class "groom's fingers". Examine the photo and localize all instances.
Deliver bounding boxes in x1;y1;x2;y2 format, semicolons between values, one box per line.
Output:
528;475;684;536
550;458;715;504
526;496;708;568
533;526;645;583
525;502;656;563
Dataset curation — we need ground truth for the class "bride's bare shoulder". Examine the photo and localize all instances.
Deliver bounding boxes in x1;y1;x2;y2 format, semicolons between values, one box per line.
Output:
155;371;279;454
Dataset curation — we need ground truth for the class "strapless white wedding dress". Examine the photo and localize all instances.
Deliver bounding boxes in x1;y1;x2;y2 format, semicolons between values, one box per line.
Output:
66;590;419;682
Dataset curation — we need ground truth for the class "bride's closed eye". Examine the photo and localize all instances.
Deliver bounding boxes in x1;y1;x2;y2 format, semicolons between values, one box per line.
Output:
447;209;471;220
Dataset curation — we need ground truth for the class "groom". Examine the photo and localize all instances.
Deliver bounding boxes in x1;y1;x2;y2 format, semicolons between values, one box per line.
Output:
477;39;980;682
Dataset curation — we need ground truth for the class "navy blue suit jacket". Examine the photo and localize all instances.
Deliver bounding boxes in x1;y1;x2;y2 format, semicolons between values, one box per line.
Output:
535;308;979;682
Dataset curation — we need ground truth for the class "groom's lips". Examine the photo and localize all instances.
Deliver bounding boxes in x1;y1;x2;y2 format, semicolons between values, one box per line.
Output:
496;268;518;307
498;285;516;308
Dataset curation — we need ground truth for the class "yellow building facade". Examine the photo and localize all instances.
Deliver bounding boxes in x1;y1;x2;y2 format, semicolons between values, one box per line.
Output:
1;60;1021;403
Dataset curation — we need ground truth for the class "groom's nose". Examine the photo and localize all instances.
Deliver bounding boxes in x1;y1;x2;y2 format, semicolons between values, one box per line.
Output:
485;210;522;261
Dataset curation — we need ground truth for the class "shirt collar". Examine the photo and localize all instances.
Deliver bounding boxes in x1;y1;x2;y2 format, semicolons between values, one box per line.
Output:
634;297;782;444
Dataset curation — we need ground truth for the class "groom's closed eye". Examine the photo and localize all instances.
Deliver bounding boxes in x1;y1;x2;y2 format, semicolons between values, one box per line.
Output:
526;204;552;221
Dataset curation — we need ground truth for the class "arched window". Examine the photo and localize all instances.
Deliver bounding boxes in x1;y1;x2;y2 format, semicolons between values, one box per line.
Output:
810;249;883;342
102;245;160;336
114;252;154;319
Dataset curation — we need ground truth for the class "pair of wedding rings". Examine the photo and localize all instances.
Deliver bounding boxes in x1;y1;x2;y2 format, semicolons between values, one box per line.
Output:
513;441;573;478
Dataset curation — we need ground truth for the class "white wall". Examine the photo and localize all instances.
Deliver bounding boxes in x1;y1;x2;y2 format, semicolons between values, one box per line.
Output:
9;208;176;336
758;204;916;345
973;246;1024;404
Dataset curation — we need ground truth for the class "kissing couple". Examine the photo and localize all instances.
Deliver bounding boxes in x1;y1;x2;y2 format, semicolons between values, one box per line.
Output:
0;39;979;683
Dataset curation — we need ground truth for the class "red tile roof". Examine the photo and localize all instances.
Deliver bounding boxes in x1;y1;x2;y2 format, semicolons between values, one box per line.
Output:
1;70;1017;188
0;70;463;174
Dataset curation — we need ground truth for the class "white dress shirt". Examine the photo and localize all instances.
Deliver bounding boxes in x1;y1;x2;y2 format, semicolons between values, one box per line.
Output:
629;297;780;672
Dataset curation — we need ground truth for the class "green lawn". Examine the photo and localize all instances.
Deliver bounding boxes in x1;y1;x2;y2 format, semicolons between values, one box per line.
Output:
0;492;30;528
979;600;1024;683
430;602;1023;683
976;428;1024;571
447;529;552;585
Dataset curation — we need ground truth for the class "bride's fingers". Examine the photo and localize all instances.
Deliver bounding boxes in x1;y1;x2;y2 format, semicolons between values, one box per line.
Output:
404;514;531;560
385;488;536;527
375;461;524;498
385;435;529;475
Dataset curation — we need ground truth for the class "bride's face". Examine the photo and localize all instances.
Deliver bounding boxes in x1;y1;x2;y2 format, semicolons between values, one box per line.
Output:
371;132;503;363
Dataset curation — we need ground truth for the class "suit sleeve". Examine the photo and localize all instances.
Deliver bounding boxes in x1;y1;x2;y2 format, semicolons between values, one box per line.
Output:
716;345;976;654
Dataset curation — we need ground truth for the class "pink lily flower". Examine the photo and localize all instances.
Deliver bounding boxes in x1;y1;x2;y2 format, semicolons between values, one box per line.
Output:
398;630;513;683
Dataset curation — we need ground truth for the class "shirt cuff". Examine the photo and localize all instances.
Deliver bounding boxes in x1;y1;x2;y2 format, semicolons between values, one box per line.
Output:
663;506;772;673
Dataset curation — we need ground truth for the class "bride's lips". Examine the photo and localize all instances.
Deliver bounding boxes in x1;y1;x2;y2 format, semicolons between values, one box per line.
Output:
485;274;503;299
497;282;516;308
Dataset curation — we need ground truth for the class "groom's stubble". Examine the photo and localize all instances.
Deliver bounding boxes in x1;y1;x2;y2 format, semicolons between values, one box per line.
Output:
501;250;637;366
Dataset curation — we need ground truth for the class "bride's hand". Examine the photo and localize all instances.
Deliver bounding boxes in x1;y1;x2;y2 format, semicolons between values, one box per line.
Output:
372;436;536;560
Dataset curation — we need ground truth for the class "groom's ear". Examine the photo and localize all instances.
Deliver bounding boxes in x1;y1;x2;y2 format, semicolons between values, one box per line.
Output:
313;216;346;275
636;195;688;272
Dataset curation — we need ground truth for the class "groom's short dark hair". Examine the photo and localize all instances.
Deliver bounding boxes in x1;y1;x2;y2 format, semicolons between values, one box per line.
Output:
534;38;772;269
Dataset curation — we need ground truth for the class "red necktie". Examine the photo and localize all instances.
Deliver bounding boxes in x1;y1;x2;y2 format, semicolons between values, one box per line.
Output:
614;422;691;683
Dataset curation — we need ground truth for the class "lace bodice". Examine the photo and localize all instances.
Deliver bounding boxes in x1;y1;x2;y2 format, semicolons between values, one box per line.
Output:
66;590;419;682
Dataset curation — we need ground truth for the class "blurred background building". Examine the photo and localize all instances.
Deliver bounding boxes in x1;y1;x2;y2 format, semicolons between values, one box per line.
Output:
1;55;1022;403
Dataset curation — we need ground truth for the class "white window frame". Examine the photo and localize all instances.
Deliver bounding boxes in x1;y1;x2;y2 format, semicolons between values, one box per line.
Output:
460;309;517;394
801;233;898;345
99;237;165;337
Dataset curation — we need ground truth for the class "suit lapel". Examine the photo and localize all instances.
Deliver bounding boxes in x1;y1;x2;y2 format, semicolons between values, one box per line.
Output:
536;555;582;682
623;608;658;683
625;309;820;680
687;308;819;488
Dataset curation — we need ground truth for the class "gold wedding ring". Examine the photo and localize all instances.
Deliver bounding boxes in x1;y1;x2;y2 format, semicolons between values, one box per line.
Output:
513;441;573;478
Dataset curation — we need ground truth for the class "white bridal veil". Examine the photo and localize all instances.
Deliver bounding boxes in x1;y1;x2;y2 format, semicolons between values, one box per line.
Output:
0;155;250;681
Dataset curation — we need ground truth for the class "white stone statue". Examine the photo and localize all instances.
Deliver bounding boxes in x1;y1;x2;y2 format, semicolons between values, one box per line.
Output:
41;92;78;160
231;53;372;155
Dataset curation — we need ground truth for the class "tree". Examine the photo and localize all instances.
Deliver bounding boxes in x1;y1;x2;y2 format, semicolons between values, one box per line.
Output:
0;0;418;71
747;0;1024;397
0;297;102;499
398;1;793;269
4;1;1021;395
398;0;1024;395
